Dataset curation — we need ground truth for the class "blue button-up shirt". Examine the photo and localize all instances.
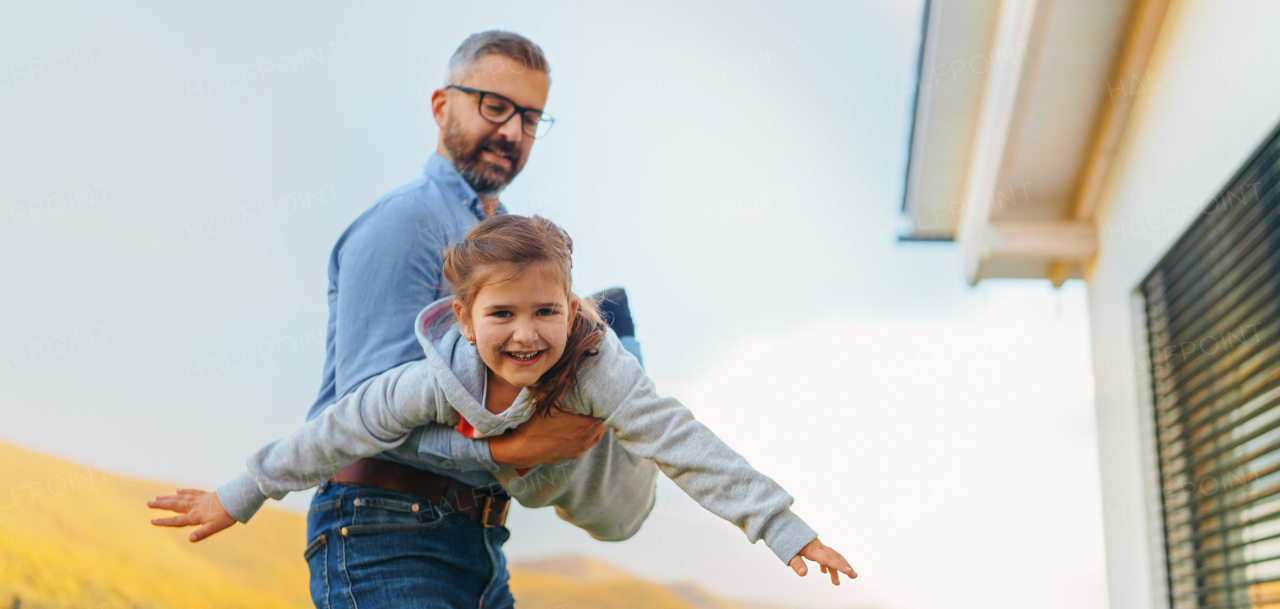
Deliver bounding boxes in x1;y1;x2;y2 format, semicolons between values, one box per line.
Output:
306;153;506;487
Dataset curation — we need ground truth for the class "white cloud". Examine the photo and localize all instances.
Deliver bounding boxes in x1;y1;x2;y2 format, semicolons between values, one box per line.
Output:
616;289;1105;608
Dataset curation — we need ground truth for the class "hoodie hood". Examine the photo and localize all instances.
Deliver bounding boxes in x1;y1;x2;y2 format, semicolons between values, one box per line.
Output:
413;296;536;437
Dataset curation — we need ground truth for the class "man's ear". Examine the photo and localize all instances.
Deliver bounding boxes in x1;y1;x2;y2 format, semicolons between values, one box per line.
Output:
452;299;472;339
431;88;449;129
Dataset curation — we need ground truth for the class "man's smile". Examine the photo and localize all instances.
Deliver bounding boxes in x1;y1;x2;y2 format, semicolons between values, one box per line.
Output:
484;149;513;168
482;141;516;168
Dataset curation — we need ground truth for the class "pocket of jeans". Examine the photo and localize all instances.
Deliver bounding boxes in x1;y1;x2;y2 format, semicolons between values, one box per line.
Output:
345;492;445;535
308;498;341;516
304;533;328;561
303;533;330;609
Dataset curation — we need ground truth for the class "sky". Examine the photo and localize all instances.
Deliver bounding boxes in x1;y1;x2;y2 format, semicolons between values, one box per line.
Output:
0;2;1107;608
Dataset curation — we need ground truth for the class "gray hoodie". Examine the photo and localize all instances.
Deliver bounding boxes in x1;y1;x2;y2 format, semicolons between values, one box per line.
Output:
217;297;819;564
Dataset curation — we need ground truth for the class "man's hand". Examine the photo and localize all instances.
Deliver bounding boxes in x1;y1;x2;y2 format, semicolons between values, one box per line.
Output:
489;408;607;469
147;488;238;542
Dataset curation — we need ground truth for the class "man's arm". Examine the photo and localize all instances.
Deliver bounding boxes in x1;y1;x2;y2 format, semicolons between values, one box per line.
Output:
415;407;609;472
332;202;508;472
488;410;608;468
331;199;447;395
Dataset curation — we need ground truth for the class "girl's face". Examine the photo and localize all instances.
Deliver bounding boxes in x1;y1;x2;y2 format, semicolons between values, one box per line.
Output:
454;264;579;393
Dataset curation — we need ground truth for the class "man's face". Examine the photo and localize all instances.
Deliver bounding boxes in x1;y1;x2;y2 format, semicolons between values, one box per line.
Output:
439;54;550;197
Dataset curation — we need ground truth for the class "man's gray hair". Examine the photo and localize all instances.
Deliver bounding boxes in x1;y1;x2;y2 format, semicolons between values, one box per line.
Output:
445;30;550;85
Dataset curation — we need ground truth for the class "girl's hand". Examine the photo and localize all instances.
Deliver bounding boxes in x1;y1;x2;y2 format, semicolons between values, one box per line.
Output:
789;537;857;585
147;488;237;542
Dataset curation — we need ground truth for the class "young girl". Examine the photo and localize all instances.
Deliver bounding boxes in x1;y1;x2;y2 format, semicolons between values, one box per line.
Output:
148;214;856;593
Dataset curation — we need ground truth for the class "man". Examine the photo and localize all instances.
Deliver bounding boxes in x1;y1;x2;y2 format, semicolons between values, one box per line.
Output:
300;31;639;608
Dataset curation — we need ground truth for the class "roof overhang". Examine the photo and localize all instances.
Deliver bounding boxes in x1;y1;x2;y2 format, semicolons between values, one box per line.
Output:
899;0;1171;285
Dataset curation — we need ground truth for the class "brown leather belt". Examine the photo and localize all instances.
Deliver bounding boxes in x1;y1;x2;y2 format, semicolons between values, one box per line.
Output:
329;457;510;527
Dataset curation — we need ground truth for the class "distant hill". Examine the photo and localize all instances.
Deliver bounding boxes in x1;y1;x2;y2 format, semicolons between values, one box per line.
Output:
508;556;800;609
0;441;817;609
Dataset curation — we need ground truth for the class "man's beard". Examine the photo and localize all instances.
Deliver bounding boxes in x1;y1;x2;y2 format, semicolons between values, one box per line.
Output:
443;118;521;198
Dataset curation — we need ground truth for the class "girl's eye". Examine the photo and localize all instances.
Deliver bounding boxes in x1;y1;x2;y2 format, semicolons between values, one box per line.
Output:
537;308;558;316
492;310;513;318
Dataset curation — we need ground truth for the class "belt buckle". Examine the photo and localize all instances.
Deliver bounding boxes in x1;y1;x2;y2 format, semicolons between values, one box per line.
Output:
481;495;509;528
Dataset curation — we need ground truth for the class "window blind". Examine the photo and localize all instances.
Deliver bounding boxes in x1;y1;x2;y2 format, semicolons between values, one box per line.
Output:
1143;122;1280;609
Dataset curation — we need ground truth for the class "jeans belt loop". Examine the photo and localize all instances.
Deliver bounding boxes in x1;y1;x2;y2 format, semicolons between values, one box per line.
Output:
440;478;459;516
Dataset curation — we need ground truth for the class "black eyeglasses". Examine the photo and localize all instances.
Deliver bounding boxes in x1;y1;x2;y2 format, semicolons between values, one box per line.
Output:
446;85;555;138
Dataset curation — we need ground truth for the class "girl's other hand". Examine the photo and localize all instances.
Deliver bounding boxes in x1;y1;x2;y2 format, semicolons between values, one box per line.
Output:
147;488;237;542
789;537;857;585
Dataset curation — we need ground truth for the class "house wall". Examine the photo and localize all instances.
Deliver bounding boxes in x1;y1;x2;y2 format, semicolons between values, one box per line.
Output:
1085;1;1280;608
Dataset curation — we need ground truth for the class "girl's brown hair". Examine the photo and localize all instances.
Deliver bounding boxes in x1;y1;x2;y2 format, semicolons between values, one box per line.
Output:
442;214;606;417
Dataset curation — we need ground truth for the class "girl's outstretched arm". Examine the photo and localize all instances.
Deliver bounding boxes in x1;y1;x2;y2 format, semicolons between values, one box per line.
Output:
147;489;236;543
209;357;457;524
574;330;857;585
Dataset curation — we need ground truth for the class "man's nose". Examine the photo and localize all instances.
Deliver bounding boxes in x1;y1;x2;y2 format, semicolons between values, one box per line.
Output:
497;113;525;145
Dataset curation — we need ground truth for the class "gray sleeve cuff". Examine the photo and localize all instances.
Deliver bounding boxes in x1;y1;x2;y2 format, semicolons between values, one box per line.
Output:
215;471;268;524
452;431;499;472
759;508;819;565
416;424;499;472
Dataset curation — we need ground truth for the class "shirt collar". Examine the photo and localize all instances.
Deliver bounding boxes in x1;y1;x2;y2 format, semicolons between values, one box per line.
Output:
423;153;508;220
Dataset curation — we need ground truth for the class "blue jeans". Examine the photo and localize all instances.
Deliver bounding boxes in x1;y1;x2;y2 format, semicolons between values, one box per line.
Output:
304;480;515;609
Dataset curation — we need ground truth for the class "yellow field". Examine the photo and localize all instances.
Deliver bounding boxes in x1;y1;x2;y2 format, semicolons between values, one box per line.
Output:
0;441;791;609
0;441;311;608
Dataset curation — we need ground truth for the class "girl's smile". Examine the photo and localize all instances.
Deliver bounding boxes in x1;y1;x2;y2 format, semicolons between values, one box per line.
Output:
503;350;544;364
